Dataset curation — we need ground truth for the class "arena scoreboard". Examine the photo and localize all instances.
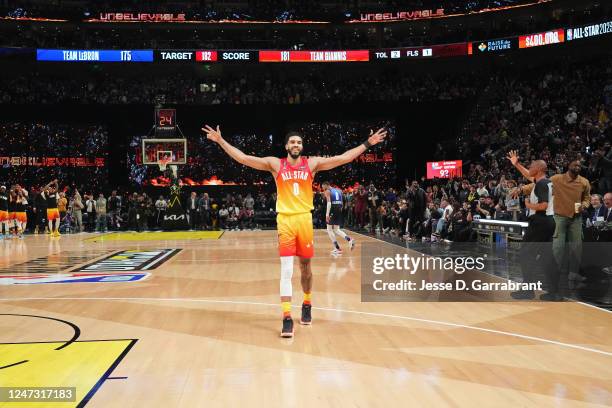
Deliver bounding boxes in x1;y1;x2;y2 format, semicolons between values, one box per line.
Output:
30;19;612;64
426;160;462;179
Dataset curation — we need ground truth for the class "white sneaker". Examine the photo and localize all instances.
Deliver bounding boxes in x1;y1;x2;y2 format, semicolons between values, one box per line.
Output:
331;248;343;255
349;239;355;251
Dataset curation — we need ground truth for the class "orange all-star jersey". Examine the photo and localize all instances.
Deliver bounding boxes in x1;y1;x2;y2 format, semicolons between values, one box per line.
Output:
275;156;314;215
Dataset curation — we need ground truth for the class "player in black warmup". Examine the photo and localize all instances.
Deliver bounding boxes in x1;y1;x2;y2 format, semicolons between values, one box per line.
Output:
321;181;355;255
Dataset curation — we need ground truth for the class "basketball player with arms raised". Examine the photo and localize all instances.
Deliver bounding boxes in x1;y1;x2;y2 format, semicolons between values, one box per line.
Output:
202;125;387;337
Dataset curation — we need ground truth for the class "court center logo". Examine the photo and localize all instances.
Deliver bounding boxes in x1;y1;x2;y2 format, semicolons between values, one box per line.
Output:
0;249;181;285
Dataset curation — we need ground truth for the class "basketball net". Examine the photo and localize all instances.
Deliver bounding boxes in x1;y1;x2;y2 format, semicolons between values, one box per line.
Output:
158;158;171;172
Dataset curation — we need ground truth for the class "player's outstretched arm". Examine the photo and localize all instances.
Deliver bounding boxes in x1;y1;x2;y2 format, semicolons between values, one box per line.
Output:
507;150;534;182
202;125;278;173
310;128;387;172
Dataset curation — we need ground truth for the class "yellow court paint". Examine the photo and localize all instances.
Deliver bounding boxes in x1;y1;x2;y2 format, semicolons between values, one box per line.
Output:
84;231;223;242
0;339;135;407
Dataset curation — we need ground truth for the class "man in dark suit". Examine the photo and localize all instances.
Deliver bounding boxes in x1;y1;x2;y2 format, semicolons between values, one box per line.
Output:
585;194;606;225
603;193;612;222
187;192;199;231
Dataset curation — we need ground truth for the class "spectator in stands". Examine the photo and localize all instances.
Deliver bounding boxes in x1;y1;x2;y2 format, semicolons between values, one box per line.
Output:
108;190;121;230
72;188;84;232
134;194;146;232
594;142;612;194
449;202;473;242
603;193;612;222
240;206;254;229
95;193;107;232
407;180;427;240
354;185;367;230
434;198;453;240
187;192;199;231
155;195;167;227
367;184;380;233
586;194;605;225
58;192;68;221
227;202;240;230
476;182;489;197
197;193;210;230
85;194;96;232
218;204;228;229
475;196;495;219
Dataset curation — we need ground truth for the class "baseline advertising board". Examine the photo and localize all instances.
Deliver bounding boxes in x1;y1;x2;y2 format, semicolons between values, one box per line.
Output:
426;161;462;179
470;37;517;55
566;20;612;41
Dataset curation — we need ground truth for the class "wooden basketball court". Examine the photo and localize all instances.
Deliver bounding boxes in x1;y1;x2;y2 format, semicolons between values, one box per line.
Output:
1;230;611;407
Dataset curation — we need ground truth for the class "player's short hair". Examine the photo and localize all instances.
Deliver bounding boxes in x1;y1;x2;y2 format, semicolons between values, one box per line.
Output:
284;131;303;145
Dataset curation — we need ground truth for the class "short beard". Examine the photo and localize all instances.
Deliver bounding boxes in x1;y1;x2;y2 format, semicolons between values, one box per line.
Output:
287;149;301;160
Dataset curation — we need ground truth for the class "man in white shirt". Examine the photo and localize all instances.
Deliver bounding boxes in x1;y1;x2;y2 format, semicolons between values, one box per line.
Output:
155;195;167;228
188;192;198;230
218;205;229;229
85;195;96;232
476;182;489;197
227;204;240;230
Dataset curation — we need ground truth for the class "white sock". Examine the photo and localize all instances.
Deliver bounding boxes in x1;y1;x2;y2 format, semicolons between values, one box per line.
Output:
280;256;294;297
326;224;337;244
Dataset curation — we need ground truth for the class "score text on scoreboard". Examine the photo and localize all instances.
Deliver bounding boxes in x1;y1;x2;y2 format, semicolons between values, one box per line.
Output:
155;109;176;132
426;160;462;179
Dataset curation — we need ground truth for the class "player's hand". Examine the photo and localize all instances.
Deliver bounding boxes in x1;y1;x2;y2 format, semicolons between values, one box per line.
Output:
507;150;519;166
367;128;387;146
326;215;330;224
202;125;223;143
510;188;520;198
